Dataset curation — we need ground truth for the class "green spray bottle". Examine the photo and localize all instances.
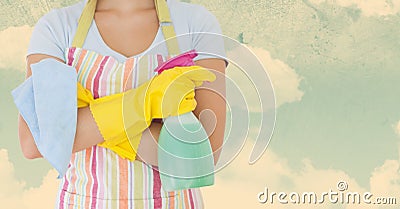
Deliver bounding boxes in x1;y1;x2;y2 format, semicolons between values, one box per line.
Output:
154;50;215;191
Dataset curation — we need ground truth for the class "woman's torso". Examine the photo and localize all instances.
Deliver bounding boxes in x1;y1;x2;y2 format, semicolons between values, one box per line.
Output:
55;0;207;208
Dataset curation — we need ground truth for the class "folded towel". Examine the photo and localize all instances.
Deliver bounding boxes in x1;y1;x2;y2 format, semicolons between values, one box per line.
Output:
11;58;77;179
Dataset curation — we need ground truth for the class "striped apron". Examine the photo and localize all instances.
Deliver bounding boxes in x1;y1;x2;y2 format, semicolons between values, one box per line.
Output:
54;0;204;208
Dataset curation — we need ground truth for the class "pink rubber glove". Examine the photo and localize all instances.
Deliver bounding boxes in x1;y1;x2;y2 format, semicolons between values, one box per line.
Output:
154;50;198;74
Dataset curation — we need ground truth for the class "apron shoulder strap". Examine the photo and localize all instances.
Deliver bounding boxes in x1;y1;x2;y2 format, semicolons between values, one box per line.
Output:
154;0;180;55
71;0;181;55
71;0;96;49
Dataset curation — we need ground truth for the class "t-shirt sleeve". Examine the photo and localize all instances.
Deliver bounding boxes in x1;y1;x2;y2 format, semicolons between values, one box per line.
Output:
190;6;228;66
27;9;67;62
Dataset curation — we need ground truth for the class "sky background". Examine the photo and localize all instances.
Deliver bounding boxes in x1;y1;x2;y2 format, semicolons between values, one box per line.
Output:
0;0;400;208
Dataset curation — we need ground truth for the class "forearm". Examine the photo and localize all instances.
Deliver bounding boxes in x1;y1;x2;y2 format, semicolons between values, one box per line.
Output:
19;106;162;160
76;107;163;164
194;89;226;165
18;106;102;158
73;107;104;152
18;114;42;159
75;109;163;163
194;58;227;165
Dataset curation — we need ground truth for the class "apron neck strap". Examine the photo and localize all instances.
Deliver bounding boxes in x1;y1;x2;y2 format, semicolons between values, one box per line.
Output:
72;0;180;55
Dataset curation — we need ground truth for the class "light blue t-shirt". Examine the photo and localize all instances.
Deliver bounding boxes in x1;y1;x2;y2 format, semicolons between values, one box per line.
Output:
27;0;227;64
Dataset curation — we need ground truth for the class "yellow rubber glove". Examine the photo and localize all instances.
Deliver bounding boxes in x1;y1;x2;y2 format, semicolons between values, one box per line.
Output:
77;66;216;160
77;83;136;158
77;83;93;108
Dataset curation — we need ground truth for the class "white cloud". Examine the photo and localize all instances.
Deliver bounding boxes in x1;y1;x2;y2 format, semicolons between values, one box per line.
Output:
248;46;304;107
0;26;33;71
225;45;303;110
204;138;400;209
310;0;400;16
204;142;368;209
369;143;400;198
0;149;59;209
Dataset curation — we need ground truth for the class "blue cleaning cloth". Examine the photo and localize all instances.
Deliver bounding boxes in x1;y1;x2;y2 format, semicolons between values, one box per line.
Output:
11;58;77;179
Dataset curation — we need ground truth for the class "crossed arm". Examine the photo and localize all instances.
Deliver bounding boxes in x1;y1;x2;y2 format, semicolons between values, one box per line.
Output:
18;54;226;165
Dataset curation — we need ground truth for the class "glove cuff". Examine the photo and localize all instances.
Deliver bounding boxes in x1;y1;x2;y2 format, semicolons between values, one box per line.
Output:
89;92;128;147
